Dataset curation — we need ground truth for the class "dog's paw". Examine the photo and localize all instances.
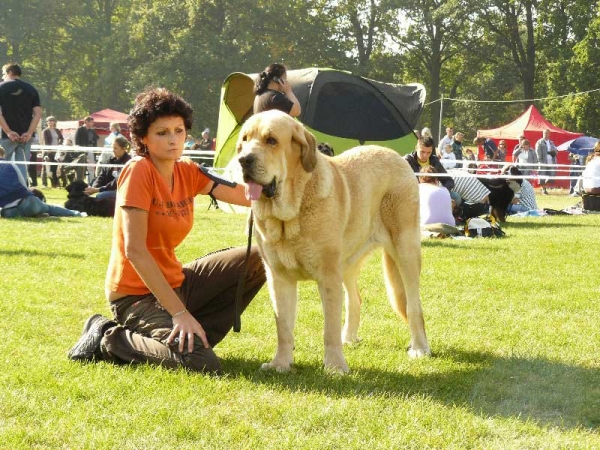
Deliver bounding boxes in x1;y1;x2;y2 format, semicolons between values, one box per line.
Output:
407;346;432;359
260;361;293;373
324;363;350;375
341;332;361;346
324;353;350;374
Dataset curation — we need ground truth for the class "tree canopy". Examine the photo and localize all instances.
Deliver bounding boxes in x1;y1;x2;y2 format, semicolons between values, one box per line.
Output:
1;0;598;139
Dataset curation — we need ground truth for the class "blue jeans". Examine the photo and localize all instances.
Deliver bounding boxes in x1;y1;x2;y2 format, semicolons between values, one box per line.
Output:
506;203;530;215
96;190;116;200
1;195;83;218
0;138;32;184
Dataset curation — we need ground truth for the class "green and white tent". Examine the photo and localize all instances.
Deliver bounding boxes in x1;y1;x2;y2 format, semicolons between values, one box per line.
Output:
213;67;426;168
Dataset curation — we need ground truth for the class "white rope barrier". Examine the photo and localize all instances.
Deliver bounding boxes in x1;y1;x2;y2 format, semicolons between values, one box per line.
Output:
0;156;596;182
424;87;600;106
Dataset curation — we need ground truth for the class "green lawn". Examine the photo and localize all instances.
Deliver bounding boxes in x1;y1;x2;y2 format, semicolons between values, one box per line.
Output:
0;188;598;449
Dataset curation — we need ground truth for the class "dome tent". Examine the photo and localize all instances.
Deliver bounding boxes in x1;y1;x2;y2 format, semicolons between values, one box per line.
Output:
213;68;426;168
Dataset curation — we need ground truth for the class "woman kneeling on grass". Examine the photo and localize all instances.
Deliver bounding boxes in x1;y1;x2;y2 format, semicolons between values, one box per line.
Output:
68;87;266;374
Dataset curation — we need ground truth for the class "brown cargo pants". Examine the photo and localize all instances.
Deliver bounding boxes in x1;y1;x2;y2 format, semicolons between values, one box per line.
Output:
100;246;265;374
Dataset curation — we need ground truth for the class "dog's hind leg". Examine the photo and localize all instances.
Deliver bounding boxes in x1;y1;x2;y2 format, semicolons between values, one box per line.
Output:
261;274;298;373
342;263;363;345
383;237;430;358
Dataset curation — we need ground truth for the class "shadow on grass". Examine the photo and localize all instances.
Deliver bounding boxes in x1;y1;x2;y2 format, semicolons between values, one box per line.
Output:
221;349;600;431
0;249;86;258
503;219;600;230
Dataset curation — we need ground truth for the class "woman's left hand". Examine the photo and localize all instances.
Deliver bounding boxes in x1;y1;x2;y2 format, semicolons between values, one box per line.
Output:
84;187;99;195
168;311;210;353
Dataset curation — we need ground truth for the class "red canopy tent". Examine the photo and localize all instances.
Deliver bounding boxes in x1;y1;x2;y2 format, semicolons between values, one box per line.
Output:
477;105;583;188
57;108;130;140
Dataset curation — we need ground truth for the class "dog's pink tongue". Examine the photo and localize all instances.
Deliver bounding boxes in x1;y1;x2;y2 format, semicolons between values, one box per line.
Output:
245;182;263;201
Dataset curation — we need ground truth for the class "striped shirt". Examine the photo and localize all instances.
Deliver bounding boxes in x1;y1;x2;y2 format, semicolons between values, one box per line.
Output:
514;180;537;210
448;170;491;203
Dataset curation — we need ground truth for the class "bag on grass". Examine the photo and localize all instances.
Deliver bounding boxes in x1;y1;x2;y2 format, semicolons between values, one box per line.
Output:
464;217;505;238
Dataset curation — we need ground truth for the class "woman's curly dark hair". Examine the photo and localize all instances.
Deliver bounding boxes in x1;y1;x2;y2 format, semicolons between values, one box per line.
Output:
254;63;287;95
128;87;194;156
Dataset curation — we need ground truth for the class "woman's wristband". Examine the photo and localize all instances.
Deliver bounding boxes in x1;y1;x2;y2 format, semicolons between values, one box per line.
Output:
172;308;188;319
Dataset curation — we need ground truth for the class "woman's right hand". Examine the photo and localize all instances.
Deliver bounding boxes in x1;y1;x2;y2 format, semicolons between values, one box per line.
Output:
280;79;293;95
167;311;210;353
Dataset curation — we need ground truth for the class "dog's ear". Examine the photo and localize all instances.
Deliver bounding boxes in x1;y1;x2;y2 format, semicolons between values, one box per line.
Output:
293;123;317;172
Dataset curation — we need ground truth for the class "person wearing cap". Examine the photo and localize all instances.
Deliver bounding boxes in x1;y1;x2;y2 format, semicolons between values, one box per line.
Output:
41;116;64;188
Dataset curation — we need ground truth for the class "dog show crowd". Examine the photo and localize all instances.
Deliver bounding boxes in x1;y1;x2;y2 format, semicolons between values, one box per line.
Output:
2;60;600;374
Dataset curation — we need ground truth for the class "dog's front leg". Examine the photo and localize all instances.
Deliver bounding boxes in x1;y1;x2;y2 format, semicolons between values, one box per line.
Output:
318;279;349;374
342;265;362;345
261;273;297;373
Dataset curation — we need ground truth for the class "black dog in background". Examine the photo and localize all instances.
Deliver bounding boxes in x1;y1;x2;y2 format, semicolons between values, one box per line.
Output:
317;143;334;157
478;166;523;222
64;180;115;217
30;188;47;203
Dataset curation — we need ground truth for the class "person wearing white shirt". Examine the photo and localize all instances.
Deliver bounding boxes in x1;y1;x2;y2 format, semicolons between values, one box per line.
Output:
438;127;454;157
440;144;456;169
581;147;600;194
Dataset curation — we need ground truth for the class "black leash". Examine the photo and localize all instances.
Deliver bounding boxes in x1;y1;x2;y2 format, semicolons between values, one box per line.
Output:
233;210;253;332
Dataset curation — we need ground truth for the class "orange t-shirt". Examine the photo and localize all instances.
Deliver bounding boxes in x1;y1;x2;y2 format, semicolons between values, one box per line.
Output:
105;157;210;295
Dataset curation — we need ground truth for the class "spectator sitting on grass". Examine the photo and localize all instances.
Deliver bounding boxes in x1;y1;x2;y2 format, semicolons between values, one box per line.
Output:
84;136;132;200
0;145;85;218
502;165;538;214
418;166;455;226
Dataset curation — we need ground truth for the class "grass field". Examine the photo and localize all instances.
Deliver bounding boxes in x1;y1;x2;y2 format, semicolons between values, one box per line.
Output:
0;188;598;449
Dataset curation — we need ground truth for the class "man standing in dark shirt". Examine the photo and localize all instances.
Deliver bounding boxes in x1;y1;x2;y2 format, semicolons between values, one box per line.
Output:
73;116;99;181
0;63;43;185
474;136;499;161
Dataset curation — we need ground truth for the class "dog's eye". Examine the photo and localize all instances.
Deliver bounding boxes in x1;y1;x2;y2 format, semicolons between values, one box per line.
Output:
266;137;277;146
241;134;248;142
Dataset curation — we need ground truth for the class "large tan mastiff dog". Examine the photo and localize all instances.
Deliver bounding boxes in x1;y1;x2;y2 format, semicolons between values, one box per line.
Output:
237;110;430;373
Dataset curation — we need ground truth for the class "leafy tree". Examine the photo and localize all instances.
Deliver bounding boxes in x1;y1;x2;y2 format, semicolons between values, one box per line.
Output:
544;5;600;136
386;0;476;140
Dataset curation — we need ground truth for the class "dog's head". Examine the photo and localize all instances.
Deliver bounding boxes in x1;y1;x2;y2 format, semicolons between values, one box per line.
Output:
237;110;317;201
65;180;89;197
504;165;523;194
